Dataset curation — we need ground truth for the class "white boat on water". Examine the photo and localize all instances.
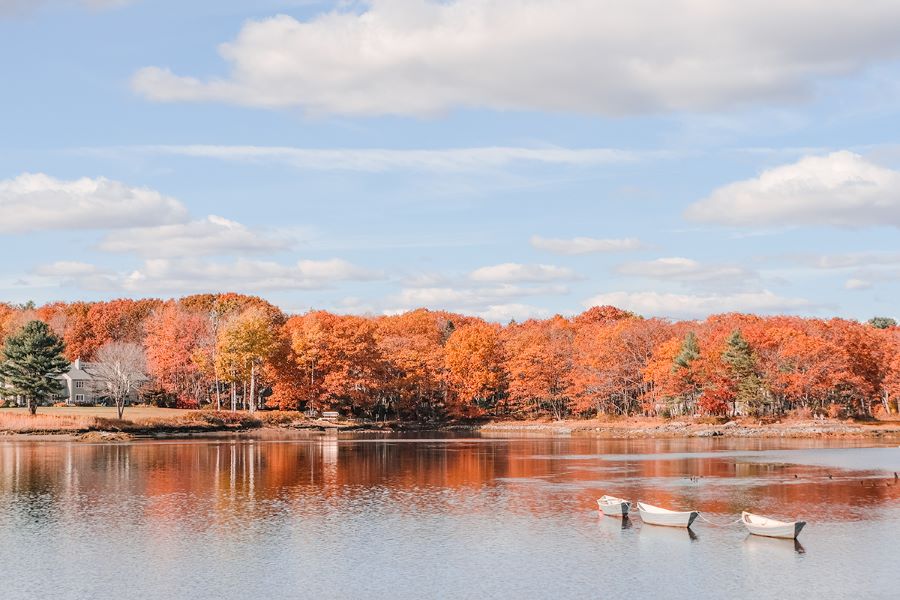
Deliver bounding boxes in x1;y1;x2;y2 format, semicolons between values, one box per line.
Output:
741;512;806;539
637;501;699;528
597;495;631;517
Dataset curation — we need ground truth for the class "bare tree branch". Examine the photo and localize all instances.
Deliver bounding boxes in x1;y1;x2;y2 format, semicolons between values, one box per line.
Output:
93;342;148;419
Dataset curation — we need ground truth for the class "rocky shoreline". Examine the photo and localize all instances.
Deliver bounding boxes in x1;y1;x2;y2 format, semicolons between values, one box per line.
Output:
476;418;900;438
3;414;899;441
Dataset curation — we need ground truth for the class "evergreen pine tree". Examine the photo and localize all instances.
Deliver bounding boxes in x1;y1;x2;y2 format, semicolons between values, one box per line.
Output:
721;330;767;415
868;316;897;330
673;331;700;370
669;331;701;414
0;320;69;414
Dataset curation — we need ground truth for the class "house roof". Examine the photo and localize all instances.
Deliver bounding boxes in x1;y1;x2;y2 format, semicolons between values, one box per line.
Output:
61;358;148;382
82;362;148;381
64;366;92;380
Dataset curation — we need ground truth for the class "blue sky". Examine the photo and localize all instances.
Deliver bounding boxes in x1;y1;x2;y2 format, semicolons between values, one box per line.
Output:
2;0;900;321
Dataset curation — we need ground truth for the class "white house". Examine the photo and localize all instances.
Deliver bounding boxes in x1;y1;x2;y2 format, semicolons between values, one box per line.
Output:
58;358;147;406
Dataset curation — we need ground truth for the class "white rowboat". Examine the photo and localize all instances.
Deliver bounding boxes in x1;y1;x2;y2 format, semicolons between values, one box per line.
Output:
637;501;699;528
741;512;806;539
597;495;631;517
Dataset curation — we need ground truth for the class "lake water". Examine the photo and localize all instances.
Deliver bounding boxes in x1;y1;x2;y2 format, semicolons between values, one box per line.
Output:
1;433;898;599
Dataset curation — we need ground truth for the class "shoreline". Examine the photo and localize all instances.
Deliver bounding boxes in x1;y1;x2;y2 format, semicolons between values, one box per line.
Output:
2;413;900;441
475;418;900;439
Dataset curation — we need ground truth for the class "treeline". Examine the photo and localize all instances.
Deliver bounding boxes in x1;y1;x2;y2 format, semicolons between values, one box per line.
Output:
2;296;899;419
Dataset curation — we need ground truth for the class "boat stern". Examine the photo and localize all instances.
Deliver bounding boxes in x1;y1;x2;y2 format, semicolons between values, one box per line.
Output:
793;521;806;539
687;511;700;528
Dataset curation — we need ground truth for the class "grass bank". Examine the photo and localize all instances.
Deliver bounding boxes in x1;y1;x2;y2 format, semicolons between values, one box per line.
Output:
0;406;263;438
3;407;899;440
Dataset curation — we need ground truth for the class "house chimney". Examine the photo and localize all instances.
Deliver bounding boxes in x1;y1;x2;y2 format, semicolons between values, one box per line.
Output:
73;358;81;369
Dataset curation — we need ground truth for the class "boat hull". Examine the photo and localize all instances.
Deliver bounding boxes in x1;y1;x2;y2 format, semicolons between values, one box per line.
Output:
637;502;699;528
597;496;631;517
742;512;806;539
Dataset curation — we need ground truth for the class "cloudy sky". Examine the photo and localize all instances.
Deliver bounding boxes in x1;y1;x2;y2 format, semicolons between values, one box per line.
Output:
2;0;900;321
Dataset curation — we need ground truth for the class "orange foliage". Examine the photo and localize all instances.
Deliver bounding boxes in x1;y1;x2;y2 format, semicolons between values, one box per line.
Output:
274;311;382;413
445;320;506;417
569;316;673;415
0;299;896;420
374;309;458;418
144;302;211;405
502;316;573;419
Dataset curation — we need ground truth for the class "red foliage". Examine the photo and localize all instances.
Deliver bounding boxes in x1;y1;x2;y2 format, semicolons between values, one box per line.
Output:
502;316;573;419
0;298;893;420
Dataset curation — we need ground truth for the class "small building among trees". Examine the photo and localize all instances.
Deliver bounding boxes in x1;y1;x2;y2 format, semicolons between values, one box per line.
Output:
58;357;148;406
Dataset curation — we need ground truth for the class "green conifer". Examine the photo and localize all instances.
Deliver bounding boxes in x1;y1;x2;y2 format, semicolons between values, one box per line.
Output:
0;321;69;414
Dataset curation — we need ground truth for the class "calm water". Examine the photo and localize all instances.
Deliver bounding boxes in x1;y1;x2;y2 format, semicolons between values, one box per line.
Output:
1;433;898;600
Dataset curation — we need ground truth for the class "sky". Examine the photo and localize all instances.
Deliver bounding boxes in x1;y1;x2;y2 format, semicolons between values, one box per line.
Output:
1;0;900;322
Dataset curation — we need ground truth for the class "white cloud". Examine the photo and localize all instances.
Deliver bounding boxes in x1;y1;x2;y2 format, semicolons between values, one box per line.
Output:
132;1;900;116
121;144;643;172
32;261;119;291
474;303;551;322
584;290;811;320
530;235;642;255
0;173;187;233
836;268;900;291
99;215;291;257
686;152;900;228
38;257;379;294
401;272;453;288
33;261;101;277
617;257;755;285
395;283;566;308
387;284;559;322
845;278;873;290
470;262;577;283
798;252;900;270
121;258;380;293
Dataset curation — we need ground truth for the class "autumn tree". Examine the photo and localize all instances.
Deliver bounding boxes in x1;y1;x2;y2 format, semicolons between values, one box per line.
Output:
503;316;573;420
0;303;16;341
569;316;672;416
217;307;279;413
60;302;94;361
55;299;161;361
375;309;457;420
0;295;895;423
282;311;329;410
572;305;636;326
882;333;900;414
445;321;506;417
0;321;68;414
144;302;211;408
818;319;886;415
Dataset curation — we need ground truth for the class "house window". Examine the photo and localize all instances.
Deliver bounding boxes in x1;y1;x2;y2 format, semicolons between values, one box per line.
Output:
75;394;85;403
75;381;84;389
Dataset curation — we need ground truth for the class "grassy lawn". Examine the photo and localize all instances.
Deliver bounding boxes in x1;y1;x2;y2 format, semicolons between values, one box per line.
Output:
0;406;197;419
0;405;266;433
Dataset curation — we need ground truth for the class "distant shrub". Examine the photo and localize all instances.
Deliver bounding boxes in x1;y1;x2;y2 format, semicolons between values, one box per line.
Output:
175;397;199;409
144;388;176;409
694;415;728;425
258;410;302;426
787;407;813;421
91;417;132;431
827;403;845;419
